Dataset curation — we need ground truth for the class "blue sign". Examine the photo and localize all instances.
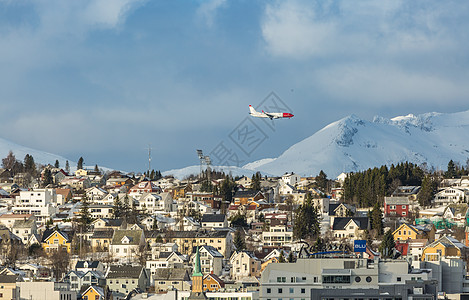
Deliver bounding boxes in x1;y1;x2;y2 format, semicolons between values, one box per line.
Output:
354;240;367;252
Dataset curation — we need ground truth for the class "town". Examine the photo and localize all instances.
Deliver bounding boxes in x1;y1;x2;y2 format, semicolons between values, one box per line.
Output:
0;151;469;300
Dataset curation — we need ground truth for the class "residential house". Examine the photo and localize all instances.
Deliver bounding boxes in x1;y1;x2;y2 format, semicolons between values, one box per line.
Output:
201;214;228;229
230;251;261;280
233;190;264;205
392;186;421;201
433;187;469;207
166;229;233;258
421;235;467;261
128;181;162;198
236;176;252;188
190;245;224;276
90;230;114;251
153;268;191;292
172;184;192;200
203;273;225;292
136;192;173;214
281;173;301;186
75;261;106;274
88;204;114;219
91;218;124;231
393;223;435;241
332;217;369;240
262;224;293;247
173;216;200;231
60;177;91;190
0;213;35;230
55;188;72;205
85;187;108;201
384;197;409;218
81;285;108;300
443;203;468;227
63;269;106;292
41;229;71;253
106;265;149;299
11;218;37;244
109;229;145;258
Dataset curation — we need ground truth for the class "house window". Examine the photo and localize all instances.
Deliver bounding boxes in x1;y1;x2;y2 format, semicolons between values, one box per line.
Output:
397;277;401;282
301;289;305;294
278;288;283;294
402;212;406;216
289;288;294;294
402;205;406;209
267;288;271;294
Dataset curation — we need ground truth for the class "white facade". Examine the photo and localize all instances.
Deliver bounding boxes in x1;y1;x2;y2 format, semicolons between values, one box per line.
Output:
12;189;58;225
281;173;301;186
433;187;469;206
262;224;293;247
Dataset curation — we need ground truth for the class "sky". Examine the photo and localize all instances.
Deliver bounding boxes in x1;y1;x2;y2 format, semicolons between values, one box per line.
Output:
1;0;469;173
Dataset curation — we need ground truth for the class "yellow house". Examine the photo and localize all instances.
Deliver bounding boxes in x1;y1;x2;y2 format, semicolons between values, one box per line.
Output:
41;229;71;254
261;257;278;272
393;223;435;241
421;235;465;261
75;169;88;176
82;285;106;300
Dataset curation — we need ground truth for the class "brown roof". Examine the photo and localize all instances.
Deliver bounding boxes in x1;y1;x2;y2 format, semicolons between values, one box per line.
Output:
0;214;33;219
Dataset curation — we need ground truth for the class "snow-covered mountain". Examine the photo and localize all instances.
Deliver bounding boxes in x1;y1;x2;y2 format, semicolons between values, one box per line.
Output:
245;110;469;178
162;165;271;180
0;137;74;168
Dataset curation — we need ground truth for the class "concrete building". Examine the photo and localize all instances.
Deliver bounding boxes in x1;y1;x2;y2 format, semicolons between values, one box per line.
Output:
17;282;76;300
12;189;58;225
260;255;437;300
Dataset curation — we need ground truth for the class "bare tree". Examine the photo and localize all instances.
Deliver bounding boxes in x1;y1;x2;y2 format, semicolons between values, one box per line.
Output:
49;248;71;281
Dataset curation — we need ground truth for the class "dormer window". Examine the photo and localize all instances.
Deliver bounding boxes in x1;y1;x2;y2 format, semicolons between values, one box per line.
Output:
121;236;133;244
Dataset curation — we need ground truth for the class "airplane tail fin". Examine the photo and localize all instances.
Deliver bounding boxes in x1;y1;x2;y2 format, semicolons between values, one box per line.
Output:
249;105;257;114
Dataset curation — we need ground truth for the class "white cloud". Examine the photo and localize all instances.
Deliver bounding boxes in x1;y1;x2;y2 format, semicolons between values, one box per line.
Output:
261;1;336;58
196;0;227;28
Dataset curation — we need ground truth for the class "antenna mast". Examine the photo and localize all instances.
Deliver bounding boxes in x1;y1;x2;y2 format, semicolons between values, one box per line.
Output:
148;144;152;176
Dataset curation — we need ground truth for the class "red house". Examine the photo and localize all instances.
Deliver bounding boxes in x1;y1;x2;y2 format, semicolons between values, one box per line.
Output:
384;197;409;217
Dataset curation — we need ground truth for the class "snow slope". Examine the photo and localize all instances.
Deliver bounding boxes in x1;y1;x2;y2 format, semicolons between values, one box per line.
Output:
0;137;74;168
162;165;270;180
246;110;469;178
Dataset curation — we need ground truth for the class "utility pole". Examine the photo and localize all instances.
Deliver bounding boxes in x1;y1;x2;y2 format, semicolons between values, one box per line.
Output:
148;144;152;177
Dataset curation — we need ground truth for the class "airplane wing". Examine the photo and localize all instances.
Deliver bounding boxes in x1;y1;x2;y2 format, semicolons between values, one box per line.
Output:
264;112;275;119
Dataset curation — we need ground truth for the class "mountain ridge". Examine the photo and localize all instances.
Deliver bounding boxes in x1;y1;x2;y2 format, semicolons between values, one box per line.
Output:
244;109;469;178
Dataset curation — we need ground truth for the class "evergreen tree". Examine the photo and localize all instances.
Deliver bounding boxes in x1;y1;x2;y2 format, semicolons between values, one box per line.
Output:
233;229;246;251
251;172;261;191
418;175;438;207
112;195;124;219
94;164;99;173
370;201;383;236
54;160;60;168
444;160;457;178
77;157;84;170
287;251;294;263
24;154;36;176
220;175;236;202
293;193;320;240
43;168;53;187
379;230;395;258
65;160;70;174
316;170;328;192
78;197;92;232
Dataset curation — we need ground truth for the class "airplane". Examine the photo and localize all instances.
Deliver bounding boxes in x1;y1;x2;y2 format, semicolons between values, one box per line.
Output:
249;105;294;120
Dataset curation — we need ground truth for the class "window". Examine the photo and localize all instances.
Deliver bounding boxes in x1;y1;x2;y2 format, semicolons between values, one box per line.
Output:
397;277;401;282
289;288;294;294
366;276;372;283
278;288;283;294
267;288;271;294
277;277;286;283
402;212;406;216
355;276;361;282
301;289;305;294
